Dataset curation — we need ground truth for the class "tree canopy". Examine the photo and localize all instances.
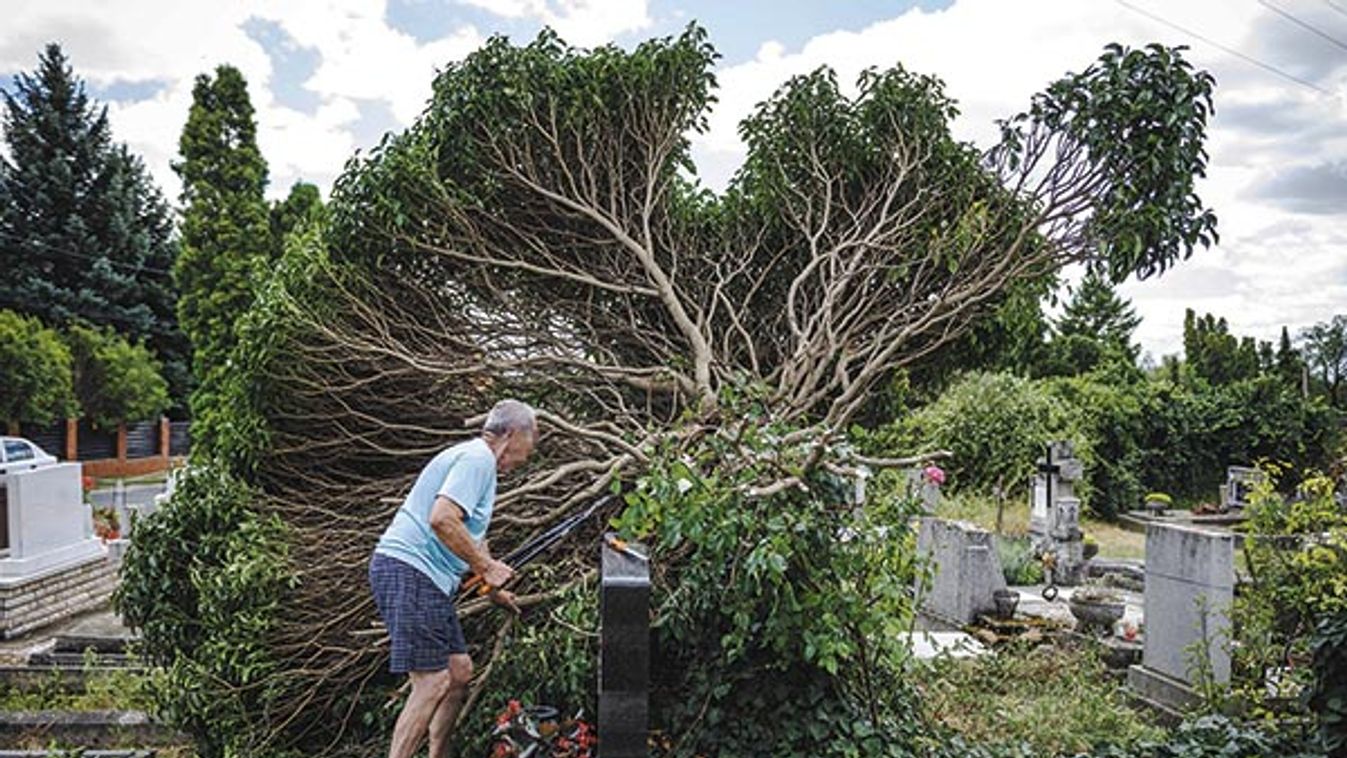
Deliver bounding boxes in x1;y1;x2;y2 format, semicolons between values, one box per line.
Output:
0;309;77;425
66;322;170;429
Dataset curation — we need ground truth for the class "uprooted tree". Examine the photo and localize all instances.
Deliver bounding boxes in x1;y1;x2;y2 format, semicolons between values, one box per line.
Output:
118;26;1217;757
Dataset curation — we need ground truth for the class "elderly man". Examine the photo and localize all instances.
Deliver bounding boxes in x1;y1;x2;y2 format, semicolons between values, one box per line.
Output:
369;399;537;758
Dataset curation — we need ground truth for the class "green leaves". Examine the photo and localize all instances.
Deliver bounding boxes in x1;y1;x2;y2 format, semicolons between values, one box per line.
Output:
65;322;170;429
0;309;78;424
614;397;927;755
173;64;272;453
991;43;1218;282
0;44;186;408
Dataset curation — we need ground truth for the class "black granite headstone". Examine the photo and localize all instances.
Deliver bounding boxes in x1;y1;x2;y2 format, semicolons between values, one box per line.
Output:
599;533;649;757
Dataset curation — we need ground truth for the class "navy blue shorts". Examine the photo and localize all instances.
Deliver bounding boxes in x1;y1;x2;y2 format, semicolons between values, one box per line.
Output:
369;553;466;673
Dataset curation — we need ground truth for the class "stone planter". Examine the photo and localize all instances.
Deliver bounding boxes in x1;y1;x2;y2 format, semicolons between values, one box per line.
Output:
1069;593;1124;635
992;589;1019;620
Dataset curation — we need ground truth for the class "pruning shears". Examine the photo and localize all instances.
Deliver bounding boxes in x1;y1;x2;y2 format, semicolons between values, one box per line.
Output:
603;532;649;562
461;493;617;597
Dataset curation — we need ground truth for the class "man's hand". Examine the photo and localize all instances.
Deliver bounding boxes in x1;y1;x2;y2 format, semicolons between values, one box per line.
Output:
482;558;514;589
489;588;521;614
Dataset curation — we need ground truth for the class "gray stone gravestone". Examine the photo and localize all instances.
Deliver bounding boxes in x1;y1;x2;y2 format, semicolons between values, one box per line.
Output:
1028;442;1087;585
1127;522;1234;712
599;534;649;757
1223;466;1264;510
915;517;1007;626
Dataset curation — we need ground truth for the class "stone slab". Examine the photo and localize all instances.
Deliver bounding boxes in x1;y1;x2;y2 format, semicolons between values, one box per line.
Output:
916;518;1007;625
0;709;181;748
0;539;105;580
900;631;988;659
1142;523;1234;687
4;464;87;561
1127;664;1201;714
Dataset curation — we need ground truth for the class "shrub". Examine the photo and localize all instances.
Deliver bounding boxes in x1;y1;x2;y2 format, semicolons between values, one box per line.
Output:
997;535;1044;585
66;322;170;429
0;309;78;424
1231;471;1347;728
1309;609;1347;755
615;410;930;756
116;465;295;757
870;371;1090;503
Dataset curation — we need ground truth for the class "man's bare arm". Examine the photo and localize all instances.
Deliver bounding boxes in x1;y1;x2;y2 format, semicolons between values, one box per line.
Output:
428;495;512;586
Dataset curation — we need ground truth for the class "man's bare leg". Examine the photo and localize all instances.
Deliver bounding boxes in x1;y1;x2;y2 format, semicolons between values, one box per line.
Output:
389;668;452;758
427;654;473;758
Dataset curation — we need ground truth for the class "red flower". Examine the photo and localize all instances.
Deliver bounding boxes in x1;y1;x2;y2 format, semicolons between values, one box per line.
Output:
82;475;95;491
922;465;946;486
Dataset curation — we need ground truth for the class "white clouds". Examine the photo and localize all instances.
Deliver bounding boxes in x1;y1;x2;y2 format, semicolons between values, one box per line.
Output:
461;0;651;46
2;0;1342;356
689;0;1347;357
0;0;639;201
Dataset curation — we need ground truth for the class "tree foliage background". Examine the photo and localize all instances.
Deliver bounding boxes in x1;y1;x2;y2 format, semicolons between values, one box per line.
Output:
0;45;186;409
121;27;1224;757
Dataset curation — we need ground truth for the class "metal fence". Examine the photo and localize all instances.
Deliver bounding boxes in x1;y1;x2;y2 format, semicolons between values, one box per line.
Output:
169;421;191;458
75;421;117;460
125;420;160;458
17;421;65;459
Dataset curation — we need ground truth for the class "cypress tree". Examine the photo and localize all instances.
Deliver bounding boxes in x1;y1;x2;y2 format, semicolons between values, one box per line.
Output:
269;180;324;258
172;64;270;431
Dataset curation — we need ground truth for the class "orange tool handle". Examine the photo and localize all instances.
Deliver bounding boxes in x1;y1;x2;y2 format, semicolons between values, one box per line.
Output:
461;574;494;596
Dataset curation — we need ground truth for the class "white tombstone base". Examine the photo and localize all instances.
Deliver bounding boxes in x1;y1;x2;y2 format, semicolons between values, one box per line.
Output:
0;538;105;579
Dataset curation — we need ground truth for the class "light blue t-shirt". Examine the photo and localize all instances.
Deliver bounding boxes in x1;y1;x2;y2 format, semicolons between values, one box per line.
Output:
375;438;498;596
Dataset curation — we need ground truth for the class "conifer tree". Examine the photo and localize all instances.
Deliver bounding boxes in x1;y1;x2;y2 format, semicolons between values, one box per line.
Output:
0;44;186;405
172;64;270;427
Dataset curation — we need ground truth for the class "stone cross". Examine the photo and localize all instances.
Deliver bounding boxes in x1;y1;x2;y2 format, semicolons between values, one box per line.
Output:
1029;441;1087;585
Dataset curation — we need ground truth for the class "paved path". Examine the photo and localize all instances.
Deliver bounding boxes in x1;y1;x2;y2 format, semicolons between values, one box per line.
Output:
89;484;165;509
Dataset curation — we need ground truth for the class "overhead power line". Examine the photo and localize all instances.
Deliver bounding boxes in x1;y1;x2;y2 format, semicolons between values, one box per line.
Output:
1260;0;1347;53
0;230;174;277
1115;0;1336;96
1325;0;1347;21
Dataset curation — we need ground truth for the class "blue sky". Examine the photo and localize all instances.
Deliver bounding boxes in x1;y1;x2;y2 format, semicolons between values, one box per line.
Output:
0;0;1344;358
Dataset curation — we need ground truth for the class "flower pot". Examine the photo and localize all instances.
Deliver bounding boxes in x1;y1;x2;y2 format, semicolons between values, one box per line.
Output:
992;589;1019;620
1069;596;1124;635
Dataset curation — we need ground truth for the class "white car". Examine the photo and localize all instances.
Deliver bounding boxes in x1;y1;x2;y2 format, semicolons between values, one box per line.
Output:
0;437;58;476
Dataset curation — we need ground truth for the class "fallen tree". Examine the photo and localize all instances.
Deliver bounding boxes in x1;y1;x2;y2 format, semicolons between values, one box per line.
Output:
118;26;1217;757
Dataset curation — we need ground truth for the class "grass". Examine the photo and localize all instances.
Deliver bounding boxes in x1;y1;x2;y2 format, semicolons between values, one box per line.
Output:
933;491;1146;560
0;666;155;712
912;642;1166;755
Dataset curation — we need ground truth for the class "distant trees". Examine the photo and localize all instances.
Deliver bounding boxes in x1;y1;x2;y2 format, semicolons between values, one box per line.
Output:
0;44;187;407
66;323;170;430
1301;315;1347;408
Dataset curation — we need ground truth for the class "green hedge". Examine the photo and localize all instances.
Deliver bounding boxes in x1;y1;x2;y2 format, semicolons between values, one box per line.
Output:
869;370;1342;520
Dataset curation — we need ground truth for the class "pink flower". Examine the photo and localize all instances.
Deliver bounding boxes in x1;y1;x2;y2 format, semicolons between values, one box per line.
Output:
922;465;946;486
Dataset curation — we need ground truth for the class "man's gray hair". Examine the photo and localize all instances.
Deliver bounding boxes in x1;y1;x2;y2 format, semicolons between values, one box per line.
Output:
482;399;537;437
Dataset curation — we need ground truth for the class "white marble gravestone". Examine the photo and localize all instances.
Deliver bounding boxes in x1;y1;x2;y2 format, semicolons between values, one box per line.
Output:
1;463;103;577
